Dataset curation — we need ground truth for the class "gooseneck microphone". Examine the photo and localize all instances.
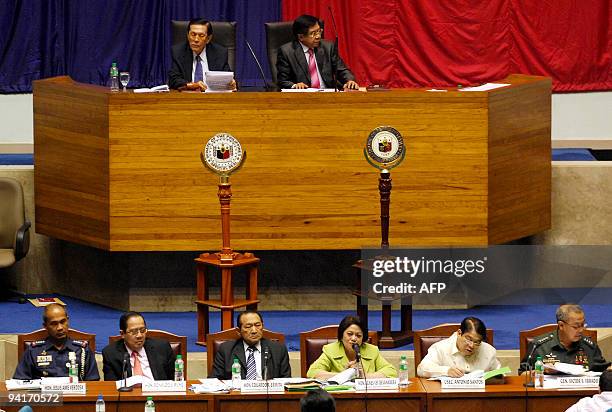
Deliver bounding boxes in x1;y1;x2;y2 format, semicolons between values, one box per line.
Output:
262;346;271;412
118;352;132;392
244;39;273;91
327;6;340;91
352;343;361;362
353;343;368;412
523;334;553;388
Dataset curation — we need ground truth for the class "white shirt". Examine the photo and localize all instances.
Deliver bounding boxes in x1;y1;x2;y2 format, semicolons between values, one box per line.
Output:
125;344;154;381
242;341;262;380
417;332;501;378
192;47;209;82
565;392;612;412
298;42;326;89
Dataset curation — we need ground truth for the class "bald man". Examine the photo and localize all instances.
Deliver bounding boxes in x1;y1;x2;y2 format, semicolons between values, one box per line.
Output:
13;304;99;380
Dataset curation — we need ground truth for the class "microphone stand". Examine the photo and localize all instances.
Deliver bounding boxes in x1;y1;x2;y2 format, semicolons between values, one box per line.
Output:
353;344;368;412
118;352;132;392
328;6;339;92
263;347;270;412
244;39;274;91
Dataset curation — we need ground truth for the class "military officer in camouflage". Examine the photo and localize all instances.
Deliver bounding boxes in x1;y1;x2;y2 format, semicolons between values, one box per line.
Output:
519;304;610;374
13;303;99;380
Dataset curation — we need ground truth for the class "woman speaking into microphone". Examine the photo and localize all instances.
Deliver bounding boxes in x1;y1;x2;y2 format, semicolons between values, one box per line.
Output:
306;315;397;379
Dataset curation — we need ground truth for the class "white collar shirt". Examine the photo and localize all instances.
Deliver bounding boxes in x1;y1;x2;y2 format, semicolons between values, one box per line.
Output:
416;332;501;378
242;340;262;380
125;343;154;381
565;392;612;412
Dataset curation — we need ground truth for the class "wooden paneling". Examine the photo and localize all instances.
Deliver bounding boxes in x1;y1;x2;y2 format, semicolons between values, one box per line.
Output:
33;75;551;251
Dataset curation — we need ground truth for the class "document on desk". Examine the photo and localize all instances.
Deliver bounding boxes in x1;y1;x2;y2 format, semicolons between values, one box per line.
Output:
205;71;234;92
191;378;230;393
458;83;510;91
5;379;42;390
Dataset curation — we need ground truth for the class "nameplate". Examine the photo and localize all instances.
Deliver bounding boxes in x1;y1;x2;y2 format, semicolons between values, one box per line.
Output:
41;383;86;394
355;378;399;391
440;377;485;389
543;376;600;389
240;380;285;393
142;380;187;393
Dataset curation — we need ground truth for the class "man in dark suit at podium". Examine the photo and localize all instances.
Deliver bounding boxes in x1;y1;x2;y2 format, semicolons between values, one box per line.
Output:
211;311;291;380
276;14;358;90
168;18;236;92
102;312;176;381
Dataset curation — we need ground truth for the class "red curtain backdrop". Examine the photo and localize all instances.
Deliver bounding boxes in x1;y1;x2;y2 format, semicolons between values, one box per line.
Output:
282;0;611;91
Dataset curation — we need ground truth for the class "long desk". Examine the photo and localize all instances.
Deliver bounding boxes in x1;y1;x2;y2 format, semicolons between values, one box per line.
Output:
33;75;551;251
1;377;596;412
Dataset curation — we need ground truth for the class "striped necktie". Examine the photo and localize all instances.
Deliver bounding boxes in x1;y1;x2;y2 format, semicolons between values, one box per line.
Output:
245;346;257;380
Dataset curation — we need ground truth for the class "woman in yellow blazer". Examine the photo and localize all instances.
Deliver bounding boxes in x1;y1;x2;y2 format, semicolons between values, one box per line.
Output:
306;315;397;379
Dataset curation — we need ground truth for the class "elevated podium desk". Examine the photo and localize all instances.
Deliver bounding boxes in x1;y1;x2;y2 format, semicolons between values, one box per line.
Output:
34;75;550;251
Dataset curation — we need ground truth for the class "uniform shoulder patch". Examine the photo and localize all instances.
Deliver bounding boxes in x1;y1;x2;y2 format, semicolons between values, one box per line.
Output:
581;336;595;348
72;339;89;348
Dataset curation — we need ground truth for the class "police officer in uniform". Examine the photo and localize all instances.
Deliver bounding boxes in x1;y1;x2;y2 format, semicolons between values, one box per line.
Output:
519;304;610;374
13;303;99;380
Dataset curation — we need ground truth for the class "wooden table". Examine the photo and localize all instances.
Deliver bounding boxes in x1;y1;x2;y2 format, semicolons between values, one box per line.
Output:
1;377;598;412
422;376;598;412
0;379;427;412
33;75;551;251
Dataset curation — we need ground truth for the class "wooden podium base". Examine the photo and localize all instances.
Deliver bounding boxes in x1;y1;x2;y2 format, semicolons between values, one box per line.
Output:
195;251;259;346
354;259;413;349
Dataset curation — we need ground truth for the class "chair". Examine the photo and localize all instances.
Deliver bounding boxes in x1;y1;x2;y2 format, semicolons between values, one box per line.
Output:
0;177;30;269
171;20;237;72
299;325;379;377
18;328;96;360
109;329;188;377
413;323;494;375
264;21;293;88
206;328;285;376
519;324;597;361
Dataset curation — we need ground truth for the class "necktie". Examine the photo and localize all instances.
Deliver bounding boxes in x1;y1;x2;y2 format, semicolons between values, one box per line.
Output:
245;346;257;380
132;351;143;376
194;55;203;83
308;49;321;89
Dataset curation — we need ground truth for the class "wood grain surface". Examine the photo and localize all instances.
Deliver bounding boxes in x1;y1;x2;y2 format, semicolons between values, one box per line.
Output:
33;75;551;251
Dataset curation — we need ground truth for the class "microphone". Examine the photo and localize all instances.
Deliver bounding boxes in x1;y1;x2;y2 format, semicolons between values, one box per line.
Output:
523;334;553;387
244;39;273;91
327;6;339;91
352;343;361;362
118;352;132;392
262;346;270;381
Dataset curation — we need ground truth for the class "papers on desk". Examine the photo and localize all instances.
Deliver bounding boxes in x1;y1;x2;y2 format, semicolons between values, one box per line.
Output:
5;379;42;390
281;88;337;92
544;362;591;376
191;378;230;393
327;367;357;385
133;85;170;93
115;375;147;389
205;71;234;92
458;83;510;91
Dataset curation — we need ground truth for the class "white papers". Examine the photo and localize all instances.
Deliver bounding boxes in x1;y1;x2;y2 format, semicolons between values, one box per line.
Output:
458;83;510;91
205;71;235;92
544;362;589;376
115;375;146;389
328;368;356;385
428;370;484;380
281;88;337;92
191;378;230;393
426;89;448;92
133;85;170;93
5;379;42;390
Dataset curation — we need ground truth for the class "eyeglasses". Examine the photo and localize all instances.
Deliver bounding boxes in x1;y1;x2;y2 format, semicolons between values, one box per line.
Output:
125;327;147;336
189;31;208;39
463;335;482;347
306;29;322;38
560;320;587;330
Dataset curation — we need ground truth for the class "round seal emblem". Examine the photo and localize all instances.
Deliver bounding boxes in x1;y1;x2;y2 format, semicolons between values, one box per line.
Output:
201;133;246;176
364;126;405;170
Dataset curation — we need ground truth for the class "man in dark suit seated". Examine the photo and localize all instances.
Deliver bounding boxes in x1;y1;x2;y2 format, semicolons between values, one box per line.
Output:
211;310;291;380
102;312;176;381
168;18;236;92
276;14;358;90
